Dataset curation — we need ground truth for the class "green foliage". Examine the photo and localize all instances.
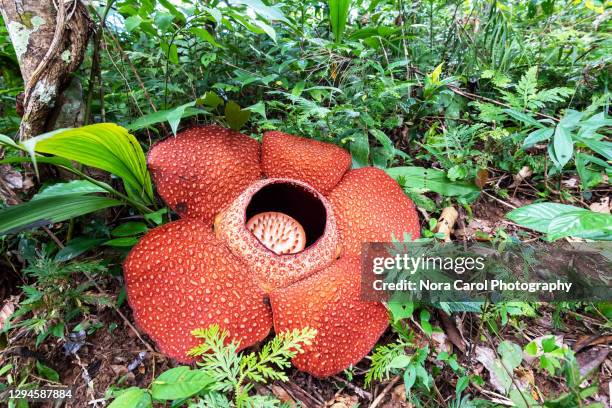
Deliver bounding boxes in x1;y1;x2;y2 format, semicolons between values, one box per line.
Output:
106;325;314;407
21;124;154;206
506;202;612;240
0;195;121;236
3;256;110;346
190;324;316;406
329;0;351;42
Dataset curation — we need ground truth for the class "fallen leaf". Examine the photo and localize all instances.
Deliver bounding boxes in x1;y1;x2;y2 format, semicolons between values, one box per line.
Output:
0;300;15;329
431;330;452;354
327;394;359;407
573;334;612;352
438;311;467;353
433;206;459;242
475;168;489;189
475;346;512;394
589;197;610;214
509;166;533;188
577;347;609;377
271;384;296;407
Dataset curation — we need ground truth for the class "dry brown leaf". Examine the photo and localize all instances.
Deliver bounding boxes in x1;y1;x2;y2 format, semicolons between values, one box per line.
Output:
433;206;459;242
0;300;15;329
271;384;296;407
431;330;452;354
573;334;612;352
439;311;467;353
589;197;610;214
509;166;533;188
576;347;609;377
327;394;359;407
475;168;489;189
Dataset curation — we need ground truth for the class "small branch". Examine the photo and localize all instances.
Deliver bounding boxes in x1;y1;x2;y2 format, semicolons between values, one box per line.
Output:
369;375;400;408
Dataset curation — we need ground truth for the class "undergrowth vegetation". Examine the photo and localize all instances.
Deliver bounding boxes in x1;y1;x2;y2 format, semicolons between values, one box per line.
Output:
0;0;610;407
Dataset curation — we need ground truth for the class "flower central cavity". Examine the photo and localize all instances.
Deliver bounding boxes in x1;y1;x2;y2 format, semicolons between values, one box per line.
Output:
246;212;306;255
245;182;327;250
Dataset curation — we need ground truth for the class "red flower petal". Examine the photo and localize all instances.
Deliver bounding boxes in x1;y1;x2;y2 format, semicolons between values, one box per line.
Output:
148;126;261;223
330;167;420;256
215;178;340;292
124;219;272;362
270;257;389;378
262;131;351;194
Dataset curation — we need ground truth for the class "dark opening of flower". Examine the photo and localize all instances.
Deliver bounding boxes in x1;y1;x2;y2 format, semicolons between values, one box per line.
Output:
246;181;327;250
124;126;420;378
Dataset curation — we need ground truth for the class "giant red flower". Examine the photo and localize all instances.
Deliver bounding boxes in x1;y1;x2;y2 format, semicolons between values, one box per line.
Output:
124;125;420;378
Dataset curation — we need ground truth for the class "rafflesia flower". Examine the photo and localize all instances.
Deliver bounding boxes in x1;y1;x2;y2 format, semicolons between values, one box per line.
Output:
124;125;420;378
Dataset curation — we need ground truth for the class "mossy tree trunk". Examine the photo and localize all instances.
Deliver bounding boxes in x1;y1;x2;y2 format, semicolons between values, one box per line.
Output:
0;0;90;140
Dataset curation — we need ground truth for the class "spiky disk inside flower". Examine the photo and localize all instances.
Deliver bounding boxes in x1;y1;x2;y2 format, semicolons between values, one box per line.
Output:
269;257;389;378
262;131;352;194
246;211;306;255
148;125;261;224
330;167;420;256
124;219;273;362
216;178;340;292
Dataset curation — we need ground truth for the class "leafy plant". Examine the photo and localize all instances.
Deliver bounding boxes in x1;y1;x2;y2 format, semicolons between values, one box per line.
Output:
506;202;612;240
3;256;111;347
107;325;315;408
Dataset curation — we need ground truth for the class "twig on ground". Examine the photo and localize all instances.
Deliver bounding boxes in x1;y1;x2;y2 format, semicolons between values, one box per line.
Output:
369;375;400;408
332;376;372;400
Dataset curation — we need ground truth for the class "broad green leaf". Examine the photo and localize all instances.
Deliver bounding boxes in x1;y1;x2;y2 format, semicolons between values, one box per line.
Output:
55;237;107;262
388;354;412;369
126;105;203;133
201;91;223;109
525;341;538;356
547;210;612;241
498;341;522;371
151;366;214;400
369;128;394;162
329;0;351;42
349;132;370;167
125;15;142;32
503;109;544;128
507;202;612;240
111;222;148;237
0;134;19;149
224;101;251;130
523;127;553;148
552;125;574;168
165;102;196;135
0;195;121;236
386;167;479;197
36;361;59;382
387;301;414;323
32;180;108;200
404;365;417;393
190;27;224;48
506;203;585;233
168;43;179;64
104;237;140;247
428;62;444;84
108;387;152;408
247;101;267;119
575;135;612;161
23;124;154;205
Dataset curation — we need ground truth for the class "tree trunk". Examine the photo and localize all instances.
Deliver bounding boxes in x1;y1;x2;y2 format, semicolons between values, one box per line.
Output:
0;0;90;140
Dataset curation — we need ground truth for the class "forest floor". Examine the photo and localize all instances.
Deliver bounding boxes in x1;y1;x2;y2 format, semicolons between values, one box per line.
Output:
2;198;610;408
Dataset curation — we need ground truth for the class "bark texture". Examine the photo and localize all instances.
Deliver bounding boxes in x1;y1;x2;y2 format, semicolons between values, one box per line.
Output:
0;0;90;139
